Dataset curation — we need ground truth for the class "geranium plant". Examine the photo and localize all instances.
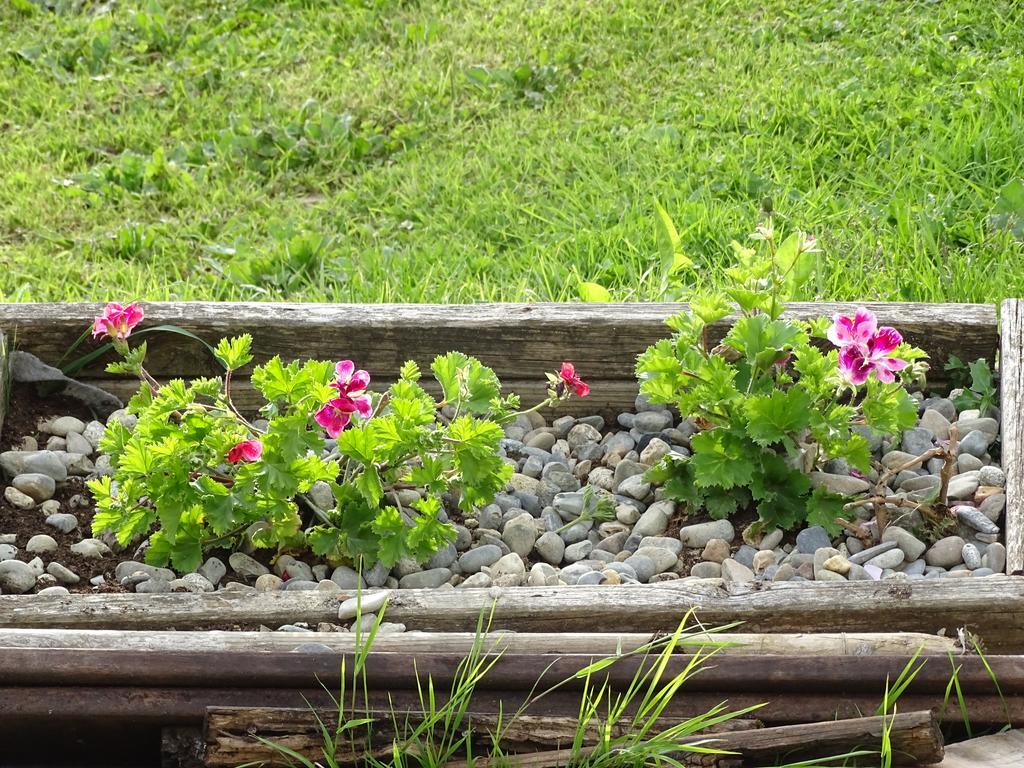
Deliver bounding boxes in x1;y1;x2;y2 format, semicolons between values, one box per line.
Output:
636;219;928;534
87;303;587;571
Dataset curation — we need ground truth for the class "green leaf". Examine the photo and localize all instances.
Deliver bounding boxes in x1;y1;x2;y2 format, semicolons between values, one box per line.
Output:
724;315;803;363
431;352;501;415
775;231;816;296
750;454;811;530
744;388;811;448
145;531;173;567
805;486;850;536
371;506;410;567
690;293;731;325
654;201;693;287
862;380;919;435
337;423;377;464
354;464;384;506
689;430;757;490
989;178;1024;240
704;488;743;519
578;281;612;302
170;535;203;573
214;334;254;371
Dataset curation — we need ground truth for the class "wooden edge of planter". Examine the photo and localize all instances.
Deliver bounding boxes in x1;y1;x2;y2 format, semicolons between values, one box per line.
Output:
1;579;1022;649
0;302;996;400
0;628;960;657
1001;299;1024;575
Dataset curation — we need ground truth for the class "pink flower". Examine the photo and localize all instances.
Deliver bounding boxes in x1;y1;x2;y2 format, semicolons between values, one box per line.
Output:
826;307;877;348
316;360;373;438
92;302;144;341
227;439;262;463
830;308;908;385
558;362;590;398
315;398;357;437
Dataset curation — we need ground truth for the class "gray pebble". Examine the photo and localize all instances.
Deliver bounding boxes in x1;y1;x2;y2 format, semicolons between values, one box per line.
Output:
796;527;832;554
45;513;78;534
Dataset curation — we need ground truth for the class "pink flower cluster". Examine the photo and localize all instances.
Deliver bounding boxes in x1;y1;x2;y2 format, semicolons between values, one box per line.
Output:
315;360;372;437
828;308;907;385
92;302;144;341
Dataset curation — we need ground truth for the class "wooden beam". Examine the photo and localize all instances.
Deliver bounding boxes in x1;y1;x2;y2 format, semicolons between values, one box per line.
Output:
203;709;760;767
0;649;1014;693
1;580;1024;649
0;301;995;393
0;685;1017;728
446;712;943;768
0;628;960;657
1001;299;1024;575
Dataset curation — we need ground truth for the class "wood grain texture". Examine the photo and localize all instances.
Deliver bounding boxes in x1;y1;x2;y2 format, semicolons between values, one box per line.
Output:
0;302;996;404
1;579;1023;649
203;709;759;767
446;712;943;768
0;649;1012;692
0;685;1017;728
1002;300;1024;575
0;628;959;657
935;730;1024;767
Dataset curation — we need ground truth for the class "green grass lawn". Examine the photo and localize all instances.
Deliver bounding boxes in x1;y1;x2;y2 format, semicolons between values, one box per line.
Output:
2;0;1023;304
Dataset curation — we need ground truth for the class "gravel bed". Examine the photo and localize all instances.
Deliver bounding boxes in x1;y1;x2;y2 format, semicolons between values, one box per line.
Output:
0;387;1011;633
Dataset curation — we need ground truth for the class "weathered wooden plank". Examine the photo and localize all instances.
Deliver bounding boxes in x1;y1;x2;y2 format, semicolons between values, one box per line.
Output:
444;712;944;768
0;628;960;657
203;709;759;767
0;580;1022;649
0;685;1017;728
935;729;1024;767
0;302;995;393
0;649;1012;692
1002;299;1024;575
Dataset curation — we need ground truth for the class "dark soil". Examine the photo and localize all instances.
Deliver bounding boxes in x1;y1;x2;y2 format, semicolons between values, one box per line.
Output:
0;383;128;591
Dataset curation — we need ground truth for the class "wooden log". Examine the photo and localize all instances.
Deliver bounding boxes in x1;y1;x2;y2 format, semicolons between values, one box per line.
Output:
0;301;995;394
935;729;1024;767
449;711;943;768
0;628;960;657
675;710;944;767
0;685;1017;728
202;709;760;767
0;580;1022;649
0;649;1015;695
1001;299;1024;575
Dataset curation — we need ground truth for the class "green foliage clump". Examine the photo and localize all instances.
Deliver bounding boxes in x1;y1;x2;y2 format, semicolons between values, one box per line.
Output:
636;218;927;534
89;337;516;573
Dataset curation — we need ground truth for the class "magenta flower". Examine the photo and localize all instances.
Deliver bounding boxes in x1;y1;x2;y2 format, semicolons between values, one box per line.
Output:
826;307;877;348
829;307;908;385
315;360;372;438
227;439;262;463
557;362;590;398
92;302;144;341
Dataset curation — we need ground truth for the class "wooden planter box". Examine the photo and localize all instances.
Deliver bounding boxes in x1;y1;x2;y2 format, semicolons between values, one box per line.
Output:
0;301;1022;647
